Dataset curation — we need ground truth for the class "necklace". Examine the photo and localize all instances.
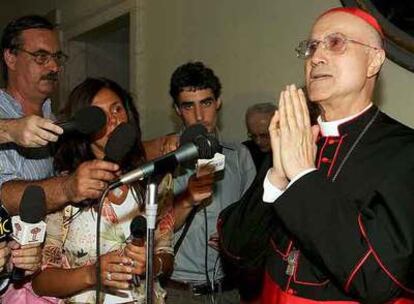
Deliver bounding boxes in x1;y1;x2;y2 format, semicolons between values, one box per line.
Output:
331;108;380;182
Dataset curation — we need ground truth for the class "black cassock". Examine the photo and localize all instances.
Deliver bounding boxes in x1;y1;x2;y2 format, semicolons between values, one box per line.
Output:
219;106;414;303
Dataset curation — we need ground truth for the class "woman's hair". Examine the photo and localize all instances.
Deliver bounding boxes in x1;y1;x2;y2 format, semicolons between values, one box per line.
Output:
54;77;145;175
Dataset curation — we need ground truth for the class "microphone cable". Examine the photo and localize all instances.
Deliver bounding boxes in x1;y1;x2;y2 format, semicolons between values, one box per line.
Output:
95;186;111;304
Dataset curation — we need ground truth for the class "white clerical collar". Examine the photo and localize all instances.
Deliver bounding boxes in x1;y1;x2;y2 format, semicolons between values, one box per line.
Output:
318;103;373;137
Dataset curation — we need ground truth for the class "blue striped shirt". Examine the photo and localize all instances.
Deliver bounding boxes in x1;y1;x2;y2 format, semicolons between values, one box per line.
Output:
0;90;54;194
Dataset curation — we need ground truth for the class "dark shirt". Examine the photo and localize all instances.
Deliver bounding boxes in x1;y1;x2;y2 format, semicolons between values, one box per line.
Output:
220;106;414;303
242;139;270;171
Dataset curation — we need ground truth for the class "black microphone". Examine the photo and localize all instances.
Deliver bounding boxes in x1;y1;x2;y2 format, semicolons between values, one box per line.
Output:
129;215;146;286
56;106;106;135
104;123;137;164
11;185;46;282
129;215;146;247
109;124;219;189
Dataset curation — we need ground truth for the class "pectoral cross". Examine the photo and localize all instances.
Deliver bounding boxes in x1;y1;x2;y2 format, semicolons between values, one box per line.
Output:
286;249;299;276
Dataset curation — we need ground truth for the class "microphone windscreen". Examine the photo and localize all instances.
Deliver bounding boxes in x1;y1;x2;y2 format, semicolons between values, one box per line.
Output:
74;106;106;135
104;123;137;164
194;133;220;159
19;185;46;223
180;124;207;146
0;206;11;241
130;215;147;239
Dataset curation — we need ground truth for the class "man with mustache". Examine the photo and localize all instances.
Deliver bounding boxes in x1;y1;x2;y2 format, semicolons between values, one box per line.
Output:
0;17;63;148
220;7;414;303
0;15;120;300
0;15;119;214
0;15;65;296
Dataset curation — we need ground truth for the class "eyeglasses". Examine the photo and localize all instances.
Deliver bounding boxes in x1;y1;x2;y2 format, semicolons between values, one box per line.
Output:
17;48;69;66
295;32;380;60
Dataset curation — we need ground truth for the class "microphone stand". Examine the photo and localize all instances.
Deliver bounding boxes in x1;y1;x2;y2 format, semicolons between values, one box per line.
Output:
145;176;160;304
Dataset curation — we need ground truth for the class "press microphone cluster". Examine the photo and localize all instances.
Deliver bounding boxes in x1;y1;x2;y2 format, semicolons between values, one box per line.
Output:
55;106;106;135
11;185;46;282
109;124;219;189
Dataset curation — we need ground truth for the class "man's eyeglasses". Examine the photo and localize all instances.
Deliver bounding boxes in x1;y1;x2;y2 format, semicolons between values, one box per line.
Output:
17;48;69;66
295;32;381;60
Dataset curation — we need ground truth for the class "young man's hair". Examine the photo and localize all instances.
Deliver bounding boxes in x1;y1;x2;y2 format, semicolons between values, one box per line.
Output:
1;15;55;83
169;61;222;105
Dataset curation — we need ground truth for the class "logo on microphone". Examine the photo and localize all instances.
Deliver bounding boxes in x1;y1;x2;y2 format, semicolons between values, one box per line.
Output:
30;227;41;242
13;222;21;238
0;206;12;240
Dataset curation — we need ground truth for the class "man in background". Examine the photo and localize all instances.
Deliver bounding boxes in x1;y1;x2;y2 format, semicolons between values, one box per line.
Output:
166;61;256;304
242;102;276;170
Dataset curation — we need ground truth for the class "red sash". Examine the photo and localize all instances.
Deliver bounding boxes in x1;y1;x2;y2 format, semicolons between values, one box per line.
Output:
261;272;414;304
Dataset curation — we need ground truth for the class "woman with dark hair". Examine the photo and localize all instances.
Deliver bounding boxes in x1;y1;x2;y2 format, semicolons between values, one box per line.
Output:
32;78;174;304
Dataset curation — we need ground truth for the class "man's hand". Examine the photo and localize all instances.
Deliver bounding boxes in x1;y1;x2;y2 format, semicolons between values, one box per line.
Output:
279;84;318;180
5;115;63;147
9;241;42;276
143;134;179;160
62;160;119;203
208;232;220;251
185;167;214;207
160;134;179;155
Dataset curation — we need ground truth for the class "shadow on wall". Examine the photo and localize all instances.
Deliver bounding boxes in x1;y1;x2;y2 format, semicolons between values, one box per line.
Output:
373;75;384;108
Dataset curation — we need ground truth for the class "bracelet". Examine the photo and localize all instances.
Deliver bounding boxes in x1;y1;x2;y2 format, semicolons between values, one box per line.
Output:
156;256;163;277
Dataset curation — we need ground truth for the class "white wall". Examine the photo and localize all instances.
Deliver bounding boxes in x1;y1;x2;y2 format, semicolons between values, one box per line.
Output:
1;0;414;141
141;0;414;141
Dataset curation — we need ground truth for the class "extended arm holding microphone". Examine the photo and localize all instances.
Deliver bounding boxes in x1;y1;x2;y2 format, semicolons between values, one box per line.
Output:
0;160;119;215
0;115;63;147
0;106;114;215
10;185;47;282
32;250;137;298
0;105;105;148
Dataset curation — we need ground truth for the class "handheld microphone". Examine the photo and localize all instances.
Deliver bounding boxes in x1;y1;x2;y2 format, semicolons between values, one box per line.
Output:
11;185;46;282
104;123;137;164
129;215;146;286
56;106;106;135
129;215;147;246
109;124;219;189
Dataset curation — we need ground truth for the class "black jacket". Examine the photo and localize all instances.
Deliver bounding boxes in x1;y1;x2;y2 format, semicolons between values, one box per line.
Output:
219;106;414;303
